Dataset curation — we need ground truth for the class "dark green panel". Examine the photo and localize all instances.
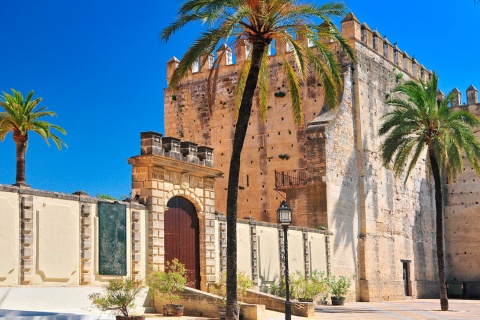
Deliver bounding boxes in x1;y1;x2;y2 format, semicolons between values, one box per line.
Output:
98;202;127;275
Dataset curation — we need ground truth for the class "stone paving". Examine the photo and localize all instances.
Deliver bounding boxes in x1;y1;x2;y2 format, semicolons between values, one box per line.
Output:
2;299;478;320
145;299;480;320
264;299;480;320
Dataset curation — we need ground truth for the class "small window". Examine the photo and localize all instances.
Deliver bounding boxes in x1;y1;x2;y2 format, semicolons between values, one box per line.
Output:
421;69;425;80
403;56;408;70
413;63;417;77
394;50;398;64
361;28;367;43
373;35;378;50
383;42;388;57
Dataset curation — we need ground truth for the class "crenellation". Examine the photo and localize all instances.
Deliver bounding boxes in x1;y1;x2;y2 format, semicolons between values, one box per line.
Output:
166;56;180;83
341;14;430;81
467;85;478;104
450;87;462;107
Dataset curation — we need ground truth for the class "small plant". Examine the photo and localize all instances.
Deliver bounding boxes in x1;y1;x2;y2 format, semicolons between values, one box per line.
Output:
238;185;245;190
208;271;254;308
385;93;391;100
97;194;117;200
268;275;287;298
88;278;144;317
329;275;353;298
171;95;177;101
396;73;404;82
274;91;286;98
147;258;187;305
290;270;330;303
279;154;290;160
315;225;328;231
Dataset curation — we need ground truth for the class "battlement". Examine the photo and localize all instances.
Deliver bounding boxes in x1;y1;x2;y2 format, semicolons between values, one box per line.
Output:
166;12;432;84
140;131;214;167
341;12;430;82
446;85;479;107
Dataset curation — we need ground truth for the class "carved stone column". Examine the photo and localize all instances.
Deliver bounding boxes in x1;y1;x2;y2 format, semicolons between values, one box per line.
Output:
80;204;92;284
303;230;310;278
249;219;258;285
131;210;141;280
20;196;33;285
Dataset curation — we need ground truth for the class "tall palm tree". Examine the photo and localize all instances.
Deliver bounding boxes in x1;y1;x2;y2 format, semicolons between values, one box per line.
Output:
0;89;66;187
161;1;353;318
379;73;480;311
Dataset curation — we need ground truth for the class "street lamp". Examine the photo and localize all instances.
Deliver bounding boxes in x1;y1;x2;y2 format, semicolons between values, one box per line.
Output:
277;200;292;320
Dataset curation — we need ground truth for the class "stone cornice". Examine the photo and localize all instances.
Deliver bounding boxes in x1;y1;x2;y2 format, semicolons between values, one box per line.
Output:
128;154;224;179
0;184;146;209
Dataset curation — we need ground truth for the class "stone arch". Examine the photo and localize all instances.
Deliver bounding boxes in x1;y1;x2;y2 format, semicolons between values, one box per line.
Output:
128;134;222;290
164;189;204;214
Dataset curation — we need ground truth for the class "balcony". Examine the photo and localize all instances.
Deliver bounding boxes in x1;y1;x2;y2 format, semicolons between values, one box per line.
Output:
275;169;308;190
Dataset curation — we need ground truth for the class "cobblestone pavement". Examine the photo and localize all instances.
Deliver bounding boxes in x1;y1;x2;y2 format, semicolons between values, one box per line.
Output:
262;299;480;320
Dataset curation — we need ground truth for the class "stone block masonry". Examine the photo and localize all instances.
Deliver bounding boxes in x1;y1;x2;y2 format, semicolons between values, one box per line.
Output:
162;11;442;302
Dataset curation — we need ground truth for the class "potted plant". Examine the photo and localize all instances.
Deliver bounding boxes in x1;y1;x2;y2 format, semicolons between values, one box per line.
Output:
329;275;353;306
146;258;187;316
290;270;330;303
88;277;145;320
208;271;254;320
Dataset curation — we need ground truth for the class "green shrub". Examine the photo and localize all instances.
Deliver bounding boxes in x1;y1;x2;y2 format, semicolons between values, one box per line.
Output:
290;270;329;303
147;258;188;304
88;278;144;317
329;275;353;298
208;271;254;307
268;275;287;298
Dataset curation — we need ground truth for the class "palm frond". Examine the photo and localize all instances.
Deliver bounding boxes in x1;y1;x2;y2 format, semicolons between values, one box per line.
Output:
282;57;303;126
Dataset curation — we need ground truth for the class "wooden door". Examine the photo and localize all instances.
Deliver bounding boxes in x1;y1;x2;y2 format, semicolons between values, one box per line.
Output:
164;196;200;288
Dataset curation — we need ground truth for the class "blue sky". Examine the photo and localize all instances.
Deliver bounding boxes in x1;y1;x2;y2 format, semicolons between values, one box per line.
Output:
0;1;479;198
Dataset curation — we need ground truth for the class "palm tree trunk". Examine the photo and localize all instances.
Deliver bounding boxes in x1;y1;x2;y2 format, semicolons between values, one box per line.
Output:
13;131;28;187
429;154;448;311
226;41;267;320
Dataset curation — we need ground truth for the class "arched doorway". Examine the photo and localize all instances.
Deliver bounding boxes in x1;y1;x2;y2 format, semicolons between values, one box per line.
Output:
164;196;200;288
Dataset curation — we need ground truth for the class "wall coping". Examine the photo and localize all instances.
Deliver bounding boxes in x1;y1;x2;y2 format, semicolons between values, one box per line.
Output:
0;184;147;210
215;212;332;235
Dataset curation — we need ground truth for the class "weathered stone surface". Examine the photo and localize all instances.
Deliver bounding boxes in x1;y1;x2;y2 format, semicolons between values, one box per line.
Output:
163;14;439;302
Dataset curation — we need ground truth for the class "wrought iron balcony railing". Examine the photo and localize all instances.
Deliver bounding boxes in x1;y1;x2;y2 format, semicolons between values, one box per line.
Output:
275;169;308;190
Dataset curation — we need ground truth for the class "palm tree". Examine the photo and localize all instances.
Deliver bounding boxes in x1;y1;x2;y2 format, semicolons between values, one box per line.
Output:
0;89;66;187
379;73;480;311
161;1;353;318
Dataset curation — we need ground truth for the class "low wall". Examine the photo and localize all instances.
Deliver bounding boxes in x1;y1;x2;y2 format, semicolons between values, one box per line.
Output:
0;184;331;301
154;287;265;320
215;216;331;292
243;290;314;318
0;185;148;286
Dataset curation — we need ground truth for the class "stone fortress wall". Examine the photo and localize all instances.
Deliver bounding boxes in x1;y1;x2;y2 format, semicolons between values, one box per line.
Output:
162;12;480;301
446;86;480;297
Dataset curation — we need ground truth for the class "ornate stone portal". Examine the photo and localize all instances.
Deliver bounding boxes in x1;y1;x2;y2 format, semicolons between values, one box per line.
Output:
128;132;223;290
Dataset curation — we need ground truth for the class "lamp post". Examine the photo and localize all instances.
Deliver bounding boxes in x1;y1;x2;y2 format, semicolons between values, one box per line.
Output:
277;200;292;320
